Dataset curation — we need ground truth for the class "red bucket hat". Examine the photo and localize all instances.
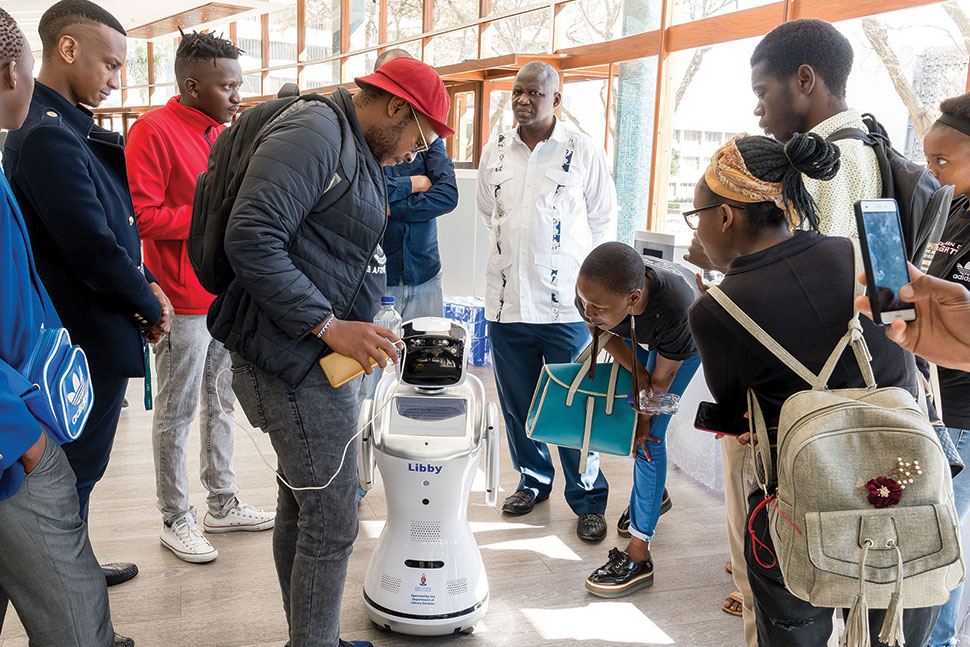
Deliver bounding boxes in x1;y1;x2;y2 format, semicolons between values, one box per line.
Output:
355;57;455;139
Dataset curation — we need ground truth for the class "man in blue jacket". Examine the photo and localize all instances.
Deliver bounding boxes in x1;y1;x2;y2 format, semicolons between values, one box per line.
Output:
0;9;127;646
375;49;458;319
3;0;172;588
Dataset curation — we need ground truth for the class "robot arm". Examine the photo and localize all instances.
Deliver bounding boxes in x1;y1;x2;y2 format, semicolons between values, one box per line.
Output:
358;398;376;491
485;402;500;507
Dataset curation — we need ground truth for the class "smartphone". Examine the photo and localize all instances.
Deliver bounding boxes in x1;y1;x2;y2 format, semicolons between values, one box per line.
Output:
854;199;917;326
694;401;747;436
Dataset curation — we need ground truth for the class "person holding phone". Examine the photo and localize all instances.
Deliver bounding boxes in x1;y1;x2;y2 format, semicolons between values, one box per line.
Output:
575;242;701;598
687;132;933;645
916;90;970;647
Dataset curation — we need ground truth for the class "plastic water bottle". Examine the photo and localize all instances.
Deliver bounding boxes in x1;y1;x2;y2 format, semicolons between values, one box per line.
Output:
373;296;403;363
627;389;682;416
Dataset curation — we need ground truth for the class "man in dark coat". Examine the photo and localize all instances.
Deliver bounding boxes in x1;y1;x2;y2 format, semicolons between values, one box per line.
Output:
2;0;172;591
210;56;453;647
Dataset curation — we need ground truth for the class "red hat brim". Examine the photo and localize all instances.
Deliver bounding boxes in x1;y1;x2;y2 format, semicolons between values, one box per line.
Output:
355;74;456;139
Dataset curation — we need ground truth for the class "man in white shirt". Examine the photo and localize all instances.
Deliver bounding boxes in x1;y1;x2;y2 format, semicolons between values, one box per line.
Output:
476;61;618;541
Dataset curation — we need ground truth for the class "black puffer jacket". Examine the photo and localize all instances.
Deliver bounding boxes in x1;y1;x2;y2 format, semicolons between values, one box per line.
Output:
208;88;387;386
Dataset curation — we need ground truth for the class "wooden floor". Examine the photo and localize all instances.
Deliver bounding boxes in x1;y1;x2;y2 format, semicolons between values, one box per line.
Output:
0;366;743;647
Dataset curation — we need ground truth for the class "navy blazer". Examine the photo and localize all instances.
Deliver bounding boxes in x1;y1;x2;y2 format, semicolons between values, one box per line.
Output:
4;83;161;377
383;138;458;286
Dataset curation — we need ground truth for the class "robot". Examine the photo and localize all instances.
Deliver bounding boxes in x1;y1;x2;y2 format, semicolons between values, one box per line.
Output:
359;317;500;636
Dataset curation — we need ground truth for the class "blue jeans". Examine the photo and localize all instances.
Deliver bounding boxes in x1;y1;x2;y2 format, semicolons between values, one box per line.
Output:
230;353;360;647
386;273;444;321
152;314;238;524
488;321;609;515
928;426;970;647
628;350;701;542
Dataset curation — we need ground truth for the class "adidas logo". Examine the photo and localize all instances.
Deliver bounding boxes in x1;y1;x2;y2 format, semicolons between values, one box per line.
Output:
68;371;84;407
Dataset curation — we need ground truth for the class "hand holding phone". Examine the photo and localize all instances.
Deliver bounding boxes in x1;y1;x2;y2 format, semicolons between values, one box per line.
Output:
854;199;917;326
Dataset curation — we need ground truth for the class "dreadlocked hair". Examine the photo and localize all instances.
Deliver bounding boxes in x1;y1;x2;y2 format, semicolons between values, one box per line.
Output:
735;132;840;232
0;8;24;66
175;30;243;78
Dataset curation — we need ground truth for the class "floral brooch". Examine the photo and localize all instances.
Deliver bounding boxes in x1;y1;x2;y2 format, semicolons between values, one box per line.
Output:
861;458;921;509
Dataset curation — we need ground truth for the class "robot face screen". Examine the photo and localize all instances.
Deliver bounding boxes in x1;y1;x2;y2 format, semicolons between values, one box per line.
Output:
401;335;465;386
390;397;468;437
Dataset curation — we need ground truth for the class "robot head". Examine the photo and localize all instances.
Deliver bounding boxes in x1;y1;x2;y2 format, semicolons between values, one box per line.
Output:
398;317;468;389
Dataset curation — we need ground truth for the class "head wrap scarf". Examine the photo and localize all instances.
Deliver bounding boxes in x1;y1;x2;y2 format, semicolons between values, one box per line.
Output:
704;135;787;210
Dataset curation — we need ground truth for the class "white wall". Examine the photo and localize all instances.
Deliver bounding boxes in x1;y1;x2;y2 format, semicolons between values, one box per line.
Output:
438;169;489;299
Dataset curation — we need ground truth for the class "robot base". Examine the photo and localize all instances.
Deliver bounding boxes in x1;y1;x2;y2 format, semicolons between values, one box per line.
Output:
363;593;488;636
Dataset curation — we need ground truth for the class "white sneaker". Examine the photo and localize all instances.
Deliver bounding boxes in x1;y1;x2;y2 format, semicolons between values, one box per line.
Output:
160;515;218;563
203;502;275;534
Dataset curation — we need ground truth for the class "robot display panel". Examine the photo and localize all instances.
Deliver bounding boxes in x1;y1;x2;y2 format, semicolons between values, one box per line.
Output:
390;397;468;437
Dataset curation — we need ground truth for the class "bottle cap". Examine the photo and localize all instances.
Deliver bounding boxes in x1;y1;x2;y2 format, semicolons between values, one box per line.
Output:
381;296;395;306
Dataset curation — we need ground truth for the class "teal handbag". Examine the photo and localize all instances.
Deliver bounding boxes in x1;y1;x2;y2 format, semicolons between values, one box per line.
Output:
525;332;637;473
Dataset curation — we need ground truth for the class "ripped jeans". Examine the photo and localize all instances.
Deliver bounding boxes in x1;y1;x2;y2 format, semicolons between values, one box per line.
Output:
744;488;940;646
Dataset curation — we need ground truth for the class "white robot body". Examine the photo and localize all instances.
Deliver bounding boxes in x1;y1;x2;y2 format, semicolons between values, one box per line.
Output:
360;318;499;636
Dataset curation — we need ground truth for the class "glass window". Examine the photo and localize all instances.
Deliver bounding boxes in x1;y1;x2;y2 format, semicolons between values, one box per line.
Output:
303;61;340;89
554;0;623;49
834;3;970;163
126;87;149;107
672;0;777;26
265;66;299;96
153;38;177;87
429;27;478;67
237;15;263;73
561;76;610;154
268;4;300;66
488;89;513;142
241;72;263;98
666;37;761;236
394;39;423;59
152;84;177;105
344;52;378;81
386;0;423;42
349;0;381;51
451;90;477;165
126;38;149;100
306;0;341;60
435;0;477;32
481;10;551;57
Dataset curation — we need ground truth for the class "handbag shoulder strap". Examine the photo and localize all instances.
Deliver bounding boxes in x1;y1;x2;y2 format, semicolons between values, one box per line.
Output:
566;331;615;407
707;239;876;391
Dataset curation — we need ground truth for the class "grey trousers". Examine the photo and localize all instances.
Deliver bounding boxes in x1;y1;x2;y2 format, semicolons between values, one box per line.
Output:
0;433;113;646
230;353;360;647
152;314;238;524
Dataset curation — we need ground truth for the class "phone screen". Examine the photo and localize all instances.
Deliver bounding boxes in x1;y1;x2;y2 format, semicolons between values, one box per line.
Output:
694;401;746;436
859;202;914;322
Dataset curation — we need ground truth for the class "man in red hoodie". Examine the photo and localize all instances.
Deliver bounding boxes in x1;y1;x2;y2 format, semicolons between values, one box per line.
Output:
126;31;274;564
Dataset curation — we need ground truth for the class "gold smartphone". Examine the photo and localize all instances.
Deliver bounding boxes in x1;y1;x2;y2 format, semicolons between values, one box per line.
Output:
319;351;390;388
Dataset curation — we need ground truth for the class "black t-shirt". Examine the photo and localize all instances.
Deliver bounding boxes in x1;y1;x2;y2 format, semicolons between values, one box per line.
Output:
926;196;970;429
577;256;698;361
688;233;918;436
348;243;388;323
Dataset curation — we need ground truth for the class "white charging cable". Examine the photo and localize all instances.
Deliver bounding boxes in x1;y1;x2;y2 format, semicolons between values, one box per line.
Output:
215;365;397;492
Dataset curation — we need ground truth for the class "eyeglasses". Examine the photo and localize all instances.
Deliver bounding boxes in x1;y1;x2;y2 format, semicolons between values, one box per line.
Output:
682;203;744;230
410;105;431;154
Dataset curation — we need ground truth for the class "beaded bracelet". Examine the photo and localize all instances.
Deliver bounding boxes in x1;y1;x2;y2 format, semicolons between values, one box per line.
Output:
316;314;335;339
